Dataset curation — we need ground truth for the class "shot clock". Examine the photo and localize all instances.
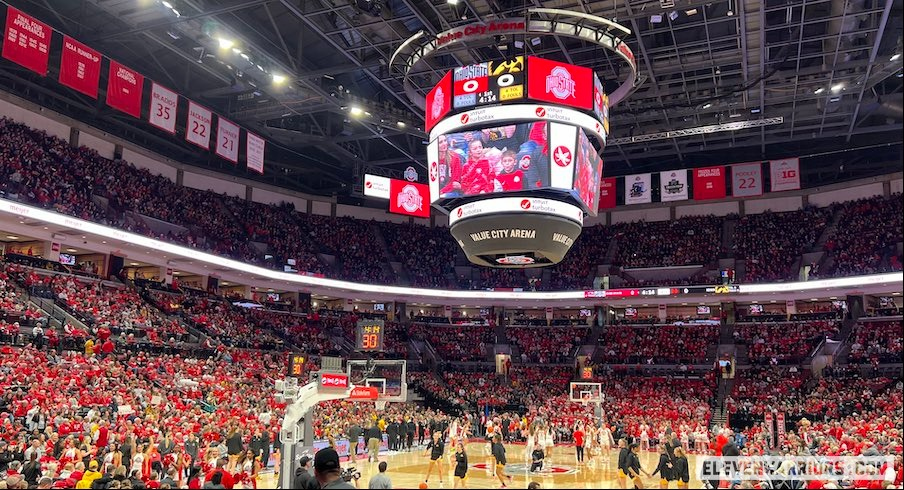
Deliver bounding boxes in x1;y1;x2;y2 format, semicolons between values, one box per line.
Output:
356;319;385;352
287;353;307;378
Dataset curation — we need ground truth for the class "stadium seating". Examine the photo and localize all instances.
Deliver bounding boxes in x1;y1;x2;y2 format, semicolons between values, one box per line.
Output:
735;207;832;282
735;321;840;365
596;324;718;364
823;195;904;277
507;327;588;364
848;320;904;364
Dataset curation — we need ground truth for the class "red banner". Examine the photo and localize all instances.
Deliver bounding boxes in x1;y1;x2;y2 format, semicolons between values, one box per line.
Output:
2;7;51;75
246;132;265;174
425;71;452;133
389;179;430;218
693;165;727;200
106;60;144;118
597;177;617;211
526;56;593;110
59;36;101;98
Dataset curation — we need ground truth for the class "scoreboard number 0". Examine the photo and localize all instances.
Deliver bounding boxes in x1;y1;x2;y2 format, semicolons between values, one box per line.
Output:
496;74;515;87
356;319;385;352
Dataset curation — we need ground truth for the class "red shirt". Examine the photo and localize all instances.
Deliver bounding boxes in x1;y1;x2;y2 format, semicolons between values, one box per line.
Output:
573;430;584;447
495;170;524;191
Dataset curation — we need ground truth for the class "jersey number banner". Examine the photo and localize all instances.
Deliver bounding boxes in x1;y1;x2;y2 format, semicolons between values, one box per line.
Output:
2;7;51;75
769;158;801;192
106;60;144;118
693;166;727;200
59;36;101;98
185;101;212;149
731;163;763;197
148;83;178;134
246;132;265;174
216;117;240;163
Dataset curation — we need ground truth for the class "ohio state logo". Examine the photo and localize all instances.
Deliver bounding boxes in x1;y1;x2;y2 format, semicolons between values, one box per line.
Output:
460;113;470;124
553;145;572;167
429;161;438;182
535;107;546;117
397;184;423;213
520;199;531;209
546;66;576;100
431;86;445;120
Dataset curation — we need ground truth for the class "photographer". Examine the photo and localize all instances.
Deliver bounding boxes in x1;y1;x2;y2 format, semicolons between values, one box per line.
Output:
314;448;355;489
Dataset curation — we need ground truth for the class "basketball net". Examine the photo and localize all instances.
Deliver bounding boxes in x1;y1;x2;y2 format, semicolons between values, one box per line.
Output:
375;400;387;411
581;393;592;407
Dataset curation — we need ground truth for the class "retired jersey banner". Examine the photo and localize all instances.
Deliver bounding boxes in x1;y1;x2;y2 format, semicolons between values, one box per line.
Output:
693;166;727;200
625;173;652;205
246;132;265;174
215;117;240;163
389;179;430;218
769;157;801;192
597;177;617;211
148;83;178;134
2;7;51;75
659;169;688;202
185;101;212;149
59;36;101;98
106;60;144;118
731;162;763;197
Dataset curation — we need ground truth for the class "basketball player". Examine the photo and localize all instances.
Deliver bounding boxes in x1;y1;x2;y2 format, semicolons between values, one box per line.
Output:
639;422;651;452
626;443;651;489
453;440;468;489
490;435;512;488
650;444;675;489
672;447;690;488
423;431;445;485
599;423;614;455
530;441;545;473
616;439;630;489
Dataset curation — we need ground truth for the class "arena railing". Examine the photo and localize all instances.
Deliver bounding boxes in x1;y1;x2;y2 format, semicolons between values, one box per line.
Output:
0;197;901;303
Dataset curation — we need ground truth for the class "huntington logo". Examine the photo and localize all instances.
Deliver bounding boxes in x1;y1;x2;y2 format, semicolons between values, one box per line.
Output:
397;184;423;213
546;66;577;100
431;86;445;120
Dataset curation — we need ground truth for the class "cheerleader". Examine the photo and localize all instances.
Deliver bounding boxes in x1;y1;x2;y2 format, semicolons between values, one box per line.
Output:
679;430;690;454
525;423;537;464
543;425;555;459
639;422;651;451
131;443;147;479
237;449;259;489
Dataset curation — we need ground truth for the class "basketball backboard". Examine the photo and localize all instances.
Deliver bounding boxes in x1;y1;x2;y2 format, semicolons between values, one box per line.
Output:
569;381;602;405
347;359;407;403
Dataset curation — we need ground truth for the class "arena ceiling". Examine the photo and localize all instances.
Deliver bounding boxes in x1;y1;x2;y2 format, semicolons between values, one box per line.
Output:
1;0;902;197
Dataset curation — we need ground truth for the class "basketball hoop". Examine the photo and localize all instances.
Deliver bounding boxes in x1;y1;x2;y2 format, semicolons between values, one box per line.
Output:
581;393;592;407
375;400;387;411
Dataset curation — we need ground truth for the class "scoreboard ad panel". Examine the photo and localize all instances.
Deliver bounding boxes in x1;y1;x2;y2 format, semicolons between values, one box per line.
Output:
356;319;385;352
452;57;525;109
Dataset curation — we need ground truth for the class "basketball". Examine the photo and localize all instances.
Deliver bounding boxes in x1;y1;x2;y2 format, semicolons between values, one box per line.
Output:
419;482;429;489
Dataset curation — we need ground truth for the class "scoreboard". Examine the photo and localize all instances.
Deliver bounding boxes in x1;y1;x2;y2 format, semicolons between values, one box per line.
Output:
356;319;385;352
452;56;525;109
287;353;307;378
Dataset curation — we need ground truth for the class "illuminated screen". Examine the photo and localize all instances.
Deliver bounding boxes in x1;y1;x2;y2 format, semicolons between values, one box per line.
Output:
59;253;76;265
436;122;549;198
749;304;765;314
696;305;712;315
574;128;603;212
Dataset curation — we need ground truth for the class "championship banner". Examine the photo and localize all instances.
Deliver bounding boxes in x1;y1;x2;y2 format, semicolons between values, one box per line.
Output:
526;56;593;110
659;169;688;202
389;180;430;218
776;412;786;443
2;7;51;75
59;36;101;98
770;157;801;192
731;162;763;197
215;117;240;163
624;173;652;205
765;412;775;448
185;101;212;149
148;83;178;134
425;71;452;132
106;60;144;118
693;166;727;200
246;132;265;174
597;177;617;211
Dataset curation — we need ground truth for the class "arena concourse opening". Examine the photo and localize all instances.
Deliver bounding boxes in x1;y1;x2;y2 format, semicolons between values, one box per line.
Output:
0;1;901;489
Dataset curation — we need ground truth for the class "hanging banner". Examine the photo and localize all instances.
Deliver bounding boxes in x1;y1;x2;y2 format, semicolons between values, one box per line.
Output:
185;101;212;149
2;7;51;75
106;60;144;118
389;180;430;218
776;412;786;444
215;117;240;163
425;71;452;132
693;166;727;200
659;169;688;202
765;412;775;448
597;177;617;211
59;36;101;98
731;162;763;197
624;173;652;205
246;132;265;174
148;83;178;134
769;157;801;192
526;56;593;110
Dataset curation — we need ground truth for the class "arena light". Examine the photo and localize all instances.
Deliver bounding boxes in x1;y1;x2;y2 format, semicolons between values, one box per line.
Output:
891;53;901;61
814;87;825;94
272;74;287;84
349;106;364;116
831;83;845;93
217;38;234;50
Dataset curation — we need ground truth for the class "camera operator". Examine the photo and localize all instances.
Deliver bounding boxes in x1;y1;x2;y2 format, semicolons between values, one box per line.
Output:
314;448;356;489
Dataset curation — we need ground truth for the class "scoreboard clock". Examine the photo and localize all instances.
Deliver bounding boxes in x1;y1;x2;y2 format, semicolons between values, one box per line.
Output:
452;56;524;109
287;353;307;378
356;319;385;352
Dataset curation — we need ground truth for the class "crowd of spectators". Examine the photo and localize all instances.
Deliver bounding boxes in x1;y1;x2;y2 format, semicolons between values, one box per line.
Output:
596;324;718;364
506;327;588;364
823;194;904;277
379;222;457;288
612;216;724;269
735;321;840;365
409;324;494;362
734;207;832;282
848;320;904;364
